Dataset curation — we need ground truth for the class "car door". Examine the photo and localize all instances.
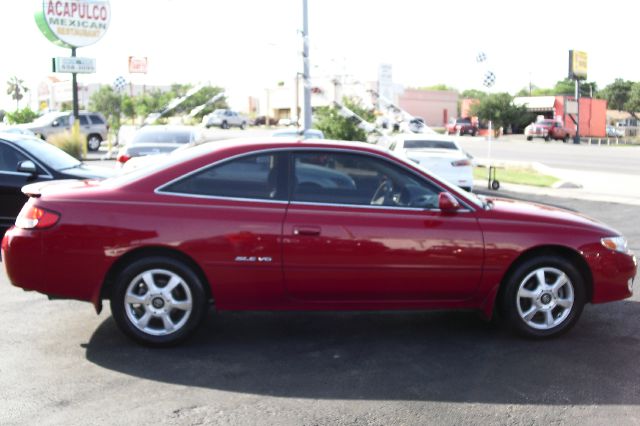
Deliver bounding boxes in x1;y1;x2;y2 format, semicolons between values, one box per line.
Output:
157;151;289;308
0;141;51;228
282;149;484;302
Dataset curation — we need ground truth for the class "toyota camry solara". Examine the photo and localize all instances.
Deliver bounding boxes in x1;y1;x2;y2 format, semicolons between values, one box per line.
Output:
2;139;636;346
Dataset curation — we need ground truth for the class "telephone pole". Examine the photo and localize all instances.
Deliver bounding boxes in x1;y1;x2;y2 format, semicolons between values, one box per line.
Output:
302;0;312;131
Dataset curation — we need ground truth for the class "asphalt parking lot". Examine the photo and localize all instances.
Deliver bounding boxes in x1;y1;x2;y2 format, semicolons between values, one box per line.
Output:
1;192;639;425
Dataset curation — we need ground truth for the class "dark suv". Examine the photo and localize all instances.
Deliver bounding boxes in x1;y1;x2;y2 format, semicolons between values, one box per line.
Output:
23;111;109;151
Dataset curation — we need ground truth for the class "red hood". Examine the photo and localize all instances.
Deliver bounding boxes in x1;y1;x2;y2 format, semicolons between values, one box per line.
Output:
482;197;619;236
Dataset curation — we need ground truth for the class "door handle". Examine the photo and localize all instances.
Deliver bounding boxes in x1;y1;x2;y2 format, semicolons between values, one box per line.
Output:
293;226;321;236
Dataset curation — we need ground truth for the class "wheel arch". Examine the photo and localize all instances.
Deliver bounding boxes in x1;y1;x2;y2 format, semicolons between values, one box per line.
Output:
495;245;594;313
97;246;213;311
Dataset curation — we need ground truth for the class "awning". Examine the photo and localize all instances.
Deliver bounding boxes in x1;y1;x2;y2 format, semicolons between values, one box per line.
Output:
513;96;556;112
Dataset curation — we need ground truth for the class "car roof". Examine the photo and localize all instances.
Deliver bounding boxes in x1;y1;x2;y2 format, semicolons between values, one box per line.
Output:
0;132;43;144
395;132;457;142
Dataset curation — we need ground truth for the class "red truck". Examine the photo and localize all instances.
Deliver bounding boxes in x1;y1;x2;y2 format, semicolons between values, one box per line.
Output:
525;119;571;142
446;117;479;136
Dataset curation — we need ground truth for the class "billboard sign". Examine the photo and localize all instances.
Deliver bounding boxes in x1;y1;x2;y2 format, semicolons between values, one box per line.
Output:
35;0;111;48
128;56;148;74
569;50;588;80
52;56;96;73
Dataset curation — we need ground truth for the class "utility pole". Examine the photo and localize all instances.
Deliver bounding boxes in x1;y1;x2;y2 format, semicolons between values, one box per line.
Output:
574;79;580;144
302;0;312;131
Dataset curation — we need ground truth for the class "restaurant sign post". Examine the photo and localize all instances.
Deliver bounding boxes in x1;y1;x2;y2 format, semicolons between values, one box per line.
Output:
35;1;111;134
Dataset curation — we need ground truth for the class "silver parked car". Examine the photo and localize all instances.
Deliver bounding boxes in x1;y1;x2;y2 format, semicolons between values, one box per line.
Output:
21;111;108;151
203;109;248;129
116;125;203;167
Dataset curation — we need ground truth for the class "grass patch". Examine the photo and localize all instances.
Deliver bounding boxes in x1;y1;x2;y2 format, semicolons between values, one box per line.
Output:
474;166;559;187
48;131;85;160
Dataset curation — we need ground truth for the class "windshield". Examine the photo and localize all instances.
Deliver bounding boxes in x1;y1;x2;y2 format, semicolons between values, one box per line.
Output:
32;112;66;125
16;136;81;170
456;118;471;124
131;129;194;144
404;140;457;150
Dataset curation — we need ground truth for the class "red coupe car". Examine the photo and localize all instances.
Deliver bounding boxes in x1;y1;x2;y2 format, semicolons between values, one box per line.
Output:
2;139;636;345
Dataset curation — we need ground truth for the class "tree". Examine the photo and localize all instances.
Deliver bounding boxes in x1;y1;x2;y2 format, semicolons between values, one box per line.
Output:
6;76;29;110
598;79;633;111
176;85;227;118
314;97;375;141
624;82;640;118
417;84;457;92
470;93;535;133
89;85;123;133
551;78;597;97
5;107;38;124
461;89;487;100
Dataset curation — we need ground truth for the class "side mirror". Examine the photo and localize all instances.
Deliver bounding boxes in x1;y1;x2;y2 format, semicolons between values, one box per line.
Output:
17;160;37;175
438;192;460;212
51;120;59;127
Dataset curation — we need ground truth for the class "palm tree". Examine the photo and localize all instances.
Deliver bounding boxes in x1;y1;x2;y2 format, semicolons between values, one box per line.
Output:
6;76;28;110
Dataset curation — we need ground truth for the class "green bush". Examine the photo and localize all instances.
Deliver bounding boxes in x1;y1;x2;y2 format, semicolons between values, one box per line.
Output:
48;131;85;160
5;107;38;124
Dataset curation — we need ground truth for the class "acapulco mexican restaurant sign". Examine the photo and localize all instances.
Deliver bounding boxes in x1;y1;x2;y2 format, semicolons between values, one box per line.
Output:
35;0;111;48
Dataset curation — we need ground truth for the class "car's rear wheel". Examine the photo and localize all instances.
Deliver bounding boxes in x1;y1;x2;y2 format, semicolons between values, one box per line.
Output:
544;134;551;142
110;256;208;346
87;134;102;151
240;121;247;130
526;136;533;141
501;256;585;338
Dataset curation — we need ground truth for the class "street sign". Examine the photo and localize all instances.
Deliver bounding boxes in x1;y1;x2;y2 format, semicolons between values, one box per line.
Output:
128;56;148;74
52;57;96;73
569;50;588;80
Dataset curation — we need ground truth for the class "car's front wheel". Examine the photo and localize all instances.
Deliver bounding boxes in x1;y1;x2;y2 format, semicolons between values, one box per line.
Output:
501;256;585;338
110;256;208;346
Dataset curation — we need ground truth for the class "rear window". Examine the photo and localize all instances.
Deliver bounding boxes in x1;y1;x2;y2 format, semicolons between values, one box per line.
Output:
456;118;471;124
403;140;457;150
131;129;194;144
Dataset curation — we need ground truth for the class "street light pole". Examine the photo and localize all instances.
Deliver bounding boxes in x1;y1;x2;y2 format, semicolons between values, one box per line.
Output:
302;0;312;131
71;47;79;122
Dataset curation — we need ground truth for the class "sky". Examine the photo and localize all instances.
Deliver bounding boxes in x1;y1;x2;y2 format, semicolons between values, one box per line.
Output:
2;0;640;111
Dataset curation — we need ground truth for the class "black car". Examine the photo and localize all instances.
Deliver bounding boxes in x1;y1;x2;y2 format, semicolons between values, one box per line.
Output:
0;133;115;232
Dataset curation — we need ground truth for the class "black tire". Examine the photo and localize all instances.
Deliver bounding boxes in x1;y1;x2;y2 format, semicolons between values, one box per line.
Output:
240;122;247;130
563;135;569;143
471;129;477;137
501;256;585;338
87;134;102;151
491;180;500;190
221;121;229;129
544;134;551;142
110;256;208;346
526;136;533;141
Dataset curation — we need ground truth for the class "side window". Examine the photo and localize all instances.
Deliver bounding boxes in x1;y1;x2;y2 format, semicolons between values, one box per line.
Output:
291;152;440;209
89;114;105;124
163;153;286;201
79;115;89;125
0;143;29;172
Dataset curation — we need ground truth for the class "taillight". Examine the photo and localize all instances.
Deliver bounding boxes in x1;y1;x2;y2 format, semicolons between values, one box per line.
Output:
15;205;60;229
451;159;471;167
117;153;131;163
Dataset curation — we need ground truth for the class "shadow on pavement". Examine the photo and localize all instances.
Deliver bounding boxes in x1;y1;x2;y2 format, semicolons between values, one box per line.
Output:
85;301;640;404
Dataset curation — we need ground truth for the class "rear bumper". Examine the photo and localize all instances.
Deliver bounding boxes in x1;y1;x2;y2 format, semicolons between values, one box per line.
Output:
2;226;110;305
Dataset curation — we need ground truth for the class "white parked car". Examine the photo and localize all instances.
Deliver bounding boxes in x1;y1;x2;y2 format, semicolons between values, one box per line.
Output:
203;109;248;129
388;134;474;191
